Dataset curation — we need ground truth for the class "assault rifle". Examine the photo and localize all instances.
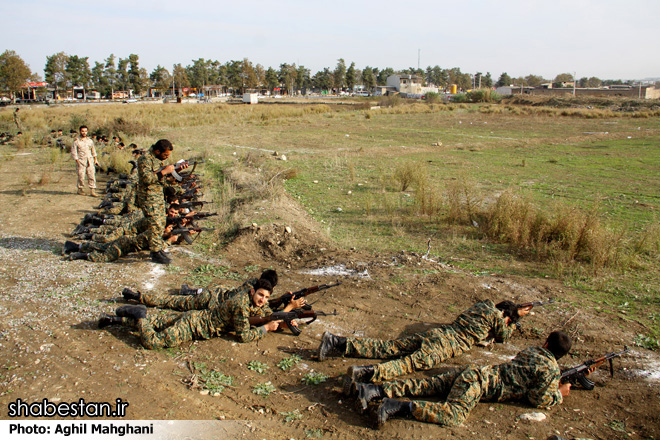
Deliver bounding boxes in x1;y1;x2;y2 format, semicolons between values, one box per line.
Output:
166;212;217;226
169;226;215;244
268;281;342;311
157;159;205;182
95;197;122;209
561;346;630;390
248;309;339;336
516;298;555;309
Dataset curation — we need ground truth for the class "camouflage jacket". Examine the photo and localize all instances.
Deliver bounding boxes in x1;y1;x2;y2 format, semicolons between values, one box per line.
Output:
485;345;563;409
450;300;515;349
209;279;272;343
137;150;167;210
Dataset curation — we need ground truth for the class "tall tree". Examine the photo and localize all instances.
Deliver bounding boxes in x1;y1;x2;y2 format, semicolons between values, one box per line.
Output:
296;65;311;92
254;64;266;90
187;58;211;90
127;54;144;94
172;63;189;95
312;68;332;91
362;66;376;89
225;60;243;94
345;62;356;90
150;65;171;94
278;63;297;95
104;54;117;98
265;67;279;93
524;74;545;87
117;58;130;92
0;50;32;103
44;52;69;95
65;55;92;88
495;72;512;87
333;58;346;90
482;72;493;88
241;58;258;90
91;61;108;94
376;67;394;86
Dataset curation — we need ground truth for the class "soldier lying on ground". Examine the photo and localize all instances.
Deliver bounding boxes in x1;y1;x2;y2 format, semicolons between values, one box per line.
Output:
319;300;531;393
369;330;573;428
98;276;303;347
121;269;288;313
63;224;185;263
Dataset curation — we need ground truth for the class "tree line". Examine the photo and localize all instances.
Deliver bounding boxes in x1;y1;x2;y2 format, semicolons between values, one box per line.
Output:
0;49;652;101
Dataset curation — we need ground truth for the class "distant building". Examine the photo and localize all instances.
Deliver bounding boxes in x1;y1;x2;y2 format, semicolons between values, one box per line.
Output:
385;75;439;98
497;84;660;99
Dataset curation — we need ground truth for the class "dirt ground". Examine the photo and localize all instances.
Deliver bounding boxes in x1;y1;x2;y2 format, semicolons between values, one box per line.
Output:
0;148;658;440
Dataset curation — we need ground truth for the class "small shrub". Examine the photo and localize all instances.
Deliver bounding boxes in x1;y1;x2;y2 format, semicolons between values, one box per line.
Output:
252;381;277;396
393;161;419;191
282;410;303;423
633;334;659;351
302;372;329;385
277;355;302;371
247;360;269;374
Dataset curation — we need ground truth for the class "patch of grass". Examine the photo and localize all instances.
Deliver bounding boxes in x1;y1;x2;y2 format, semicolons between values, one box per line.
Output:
252;381;277;396
247;360;269;374
281;409;303;423
194;363;234;394
302;372;329;385
186;264;244;285
277;355;302;371
305;428;324;438
633;334;659;351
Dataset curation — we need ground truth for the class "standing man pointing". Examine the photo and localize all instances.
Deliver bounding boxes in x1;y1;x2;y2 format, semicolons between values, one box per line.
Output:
71;125;99;197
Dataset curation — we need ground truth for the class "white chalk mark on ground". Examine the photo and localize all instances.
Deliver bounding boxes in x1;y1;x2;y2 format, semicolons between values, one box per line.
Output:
300;264;371;279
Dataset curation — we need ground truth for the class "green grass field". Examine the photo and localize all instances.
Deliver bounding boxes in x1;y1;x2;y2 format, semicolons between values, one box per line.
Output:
3;99;659;345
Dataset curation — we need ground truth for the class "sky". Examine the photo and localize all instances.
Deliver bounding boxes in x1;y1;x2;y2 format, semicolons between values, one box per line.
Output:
2;0;659;81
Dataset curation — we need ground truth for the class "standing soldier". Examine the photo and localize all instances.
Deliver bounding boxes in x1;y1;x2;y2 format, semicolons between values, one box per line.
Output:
13;108;21;131
71;125;99;197
137;139;187;264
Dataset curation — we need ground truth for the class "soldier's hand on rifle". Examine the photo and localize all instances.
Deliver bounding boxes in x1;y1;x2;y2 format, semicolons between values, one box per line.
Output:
518;305;533;317
559;382;571;397
586;360;606;375
263;320;282;332
290;296;307;309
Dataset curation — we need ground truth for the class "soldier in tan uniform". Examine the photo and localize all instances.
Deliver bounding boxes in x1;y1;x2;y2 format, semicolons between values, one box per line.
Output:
71;125;99;196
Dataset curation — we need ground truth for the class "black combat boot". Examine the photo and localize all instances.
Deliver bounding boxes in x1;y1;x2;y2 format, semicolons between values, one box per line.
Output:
98;314;123;328
344;365;375;396
356;383;385;413
90;217;105;226
62;241;81;255
122;288;141;302
150;250;172;265
376;399;412;428
67;252;89;261
318;331;347;361
179;284;203;296
115;305;147;320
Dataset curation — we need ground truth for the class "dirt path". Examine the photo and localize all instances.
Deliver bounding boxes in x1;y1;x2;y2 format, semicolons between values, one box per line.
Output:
0;148;658;440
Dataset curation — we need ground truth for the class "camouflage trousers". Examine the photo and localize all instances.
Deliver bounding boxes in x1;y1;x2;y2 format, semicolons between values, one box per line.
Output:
142;206;166;252
385;365;490;426
83;234;148;262
141;290;220;312
345;327;465;382
131;309;219;349
91;217;147;243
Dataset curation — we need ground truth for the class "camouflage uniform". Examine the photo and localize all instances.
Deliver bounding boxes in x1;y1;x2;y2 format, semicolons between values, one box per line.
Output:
345;300;515;382
81;233;149;262
137;150;167;252
381;346;562;426
90;212;147;243
140;278;257;312
125;287;273;349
